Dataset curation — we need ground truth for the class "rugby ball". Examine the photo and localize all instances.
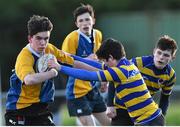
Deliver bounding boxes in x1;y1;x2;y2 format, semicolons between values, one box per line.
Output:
36;54;55;73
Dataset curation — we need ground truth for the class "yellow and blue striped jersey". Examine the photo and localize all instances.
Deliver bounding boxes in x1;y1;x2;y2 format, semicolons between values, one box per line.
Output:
6;43;74;110
130;55;176;96
59;58;161;125
62;29;102;99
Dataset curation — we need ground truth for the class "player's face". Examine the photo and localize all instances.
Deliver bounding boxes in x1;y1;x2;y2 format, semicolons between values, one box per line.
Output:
75;12;95;36
28;31;50;54
153;48;172;69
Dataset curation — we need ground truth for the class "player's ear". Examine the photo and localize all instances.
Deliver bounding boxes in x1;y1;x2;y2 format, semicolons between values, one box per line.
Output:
28;35;32;43
75;21;79;28
93;18;96;25
153;48;156;55
172;50;177;60
172;56;176;61
109;55;114;61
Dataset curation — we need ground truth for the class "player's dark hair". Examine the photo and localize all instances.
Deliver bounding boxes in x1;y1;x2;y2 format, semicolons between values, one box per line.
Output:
156;35;178;57
73;3;95;21
96;38;126;61
27;15;53;36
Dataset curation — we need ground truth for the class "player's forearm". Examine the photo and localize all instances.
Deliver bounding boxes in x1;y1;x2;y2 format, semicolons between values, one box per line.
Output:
60;65;100;81
107;82;115;106
72;55;103;69
159;93;170;116
24;69;57;85
73;60;99;71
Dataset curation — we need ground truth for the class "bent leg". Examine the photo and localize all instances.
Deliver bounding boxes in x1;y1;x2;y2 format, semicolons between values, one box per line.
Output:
93;111;111;125
78;115;96;126
67;96;95;125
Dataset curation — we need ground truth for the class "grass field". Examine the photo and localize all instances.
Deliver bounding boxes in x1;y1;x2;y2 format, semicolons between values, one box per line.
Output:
60;102;180;126
166;102;180;125
61;104;76;126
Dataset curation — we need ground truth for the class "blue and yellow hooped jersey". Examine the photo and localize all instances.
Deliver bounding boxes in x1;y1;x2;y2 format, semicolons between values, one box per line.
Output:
59;57;161;125
6;43;74;110
130;55;176;96
62;29;102;99
97;58;161;125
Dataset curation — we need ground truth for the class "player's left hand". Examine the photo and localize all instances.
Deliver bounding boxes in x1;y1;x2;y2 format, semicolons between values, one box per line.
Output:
106;106;117;118
86;53;98;60
48;57;61;71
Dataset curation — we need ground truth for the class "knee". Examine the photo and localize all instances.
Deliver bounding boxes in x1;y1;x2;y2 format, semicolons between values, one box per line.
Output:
78;116;94;126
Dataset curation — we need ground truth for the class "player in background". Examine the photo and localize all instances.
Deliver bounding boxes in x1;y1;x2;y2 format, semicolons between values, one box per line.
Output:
61;4;110;126
49;38;165;126
4;15;96;126
106;35;178;125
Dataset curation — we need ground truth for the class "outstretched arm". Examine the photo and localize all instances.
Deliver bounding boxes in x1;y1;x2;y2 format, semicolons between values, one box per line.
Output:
106;82;117;118
73;60;99;71
107;82;115;106
60;65;100;81
48;58;101;81
71;55;106;70
48;59;118;82
160;74;175;116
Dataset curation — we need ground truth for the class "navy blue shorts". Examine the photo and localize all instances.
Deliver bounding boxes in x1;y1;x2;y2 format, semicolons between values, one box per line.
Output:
67;87;106;116
5;111;55;126
111;108;134;126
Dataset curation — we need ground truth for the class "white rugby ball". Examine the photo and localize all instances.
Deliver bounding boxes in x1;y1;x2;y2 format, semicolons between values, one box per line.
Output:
36;54;55;73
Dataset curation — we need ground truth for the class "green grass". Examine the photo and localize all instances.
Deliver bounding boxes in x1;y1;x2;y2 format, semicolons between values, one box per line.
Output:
61;104;76;126
60;102;180;126
166;102;180;126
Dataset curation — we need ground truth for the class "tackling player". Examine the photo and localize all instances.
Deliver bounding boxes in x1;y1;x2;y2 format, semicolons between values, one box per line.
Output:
106;35;178;125
49;38;165;126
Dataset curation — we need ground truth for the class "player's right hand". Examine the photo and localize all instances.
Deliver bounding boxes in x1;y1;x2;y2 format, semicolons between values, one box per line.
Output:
86;53;98;60
48;58;61;71
106;106;117;118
